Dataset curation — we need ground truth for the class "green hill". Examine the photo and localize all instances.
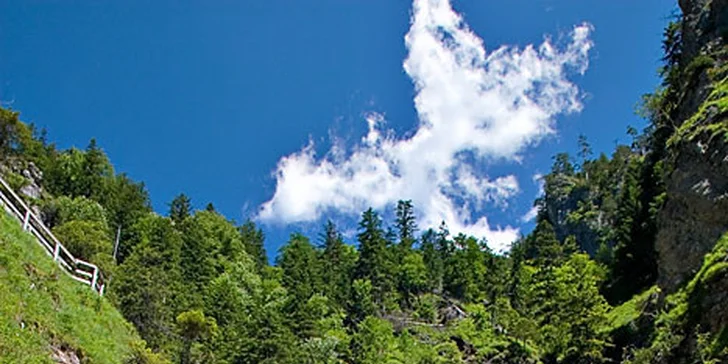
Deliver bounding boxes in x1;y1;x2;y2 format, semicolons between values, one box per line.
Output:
0;211;159;364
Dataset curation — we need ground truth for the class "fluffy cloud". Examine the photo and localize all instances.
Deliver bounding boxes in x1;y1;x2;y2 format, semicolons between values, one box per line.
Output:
258;0;593;252
521;173;545;223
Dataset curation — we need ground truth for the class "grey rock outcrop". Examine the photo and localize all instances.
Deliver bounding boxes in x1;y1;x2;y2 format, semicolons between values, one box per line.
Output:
656;0;728;292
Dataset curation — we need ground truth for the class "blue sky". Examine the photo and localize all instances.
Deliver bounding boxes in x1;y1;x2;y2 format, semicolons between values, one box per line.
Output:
0;1;676;258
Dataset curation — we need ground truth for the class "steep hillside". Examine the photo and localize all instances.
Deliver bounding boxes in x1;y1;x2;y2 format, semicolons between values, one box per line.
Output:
0;212;162;364
656;0;728;292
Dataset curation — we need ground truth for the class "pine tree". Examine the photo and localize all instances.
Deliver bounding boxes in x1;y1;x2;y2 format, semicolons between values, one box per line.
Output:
395;200;417;252
169;193;192;225
97;174;151;263
528;218;566;267
81;138;113;199
355;208;395;310
444;234;488;302
420;229;443;293
319;220;357;308
532;254;609;363
552;152;575;176
398;251;427;308
577;134;593;164
113;214;184;354
277;233;324;336
607;158;657;303
435;222;454;266
240;220;268;271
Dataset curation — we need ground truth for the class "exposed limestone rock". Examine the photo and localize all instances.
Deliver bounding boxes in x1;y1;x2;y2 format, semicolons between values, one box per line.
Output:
542;174;609;255
657;131;728;290
51;343;81;364
656;0;728;292
20;162;43;200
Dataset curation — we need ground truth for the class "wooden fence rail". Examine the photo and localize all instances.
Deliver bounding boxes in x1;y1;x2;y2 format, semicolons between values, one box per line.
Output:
0;175;105;295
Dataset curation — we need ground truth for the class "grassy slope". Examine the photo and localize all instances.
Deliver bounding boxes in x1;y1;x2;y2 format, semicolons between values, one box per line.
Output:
626;233;728;363
605;285;660;333
0;211;141;363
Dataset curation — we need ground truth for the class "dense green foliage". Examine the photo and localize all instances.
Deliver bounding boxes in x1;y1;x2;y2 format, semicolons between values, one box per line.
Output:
0;118;623;362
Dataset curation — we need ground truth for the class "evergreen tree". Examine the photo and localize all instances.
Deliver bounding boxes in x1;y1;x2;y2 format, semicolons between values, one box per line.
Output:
169;193;192;225
277;233;324;336
98;174;151;263
240;220;268;271
552;152;575;176
420;228;444;293
350;279;376;324
319;221;357;308
176;310;217;364
178;210;246;309
398;251;427;307
577;134;593;165
528;218;566;267
532;254;610;363
607;158;657;303
395;200;417;251
355;208;395;310
113;214;184;354
349;317;399;364
81;138;113;199
444;234;488;302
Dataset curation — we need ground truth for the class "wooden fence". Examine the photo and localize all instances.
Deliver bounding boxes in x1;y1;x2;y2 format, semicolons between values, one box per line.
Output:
0;175;105;296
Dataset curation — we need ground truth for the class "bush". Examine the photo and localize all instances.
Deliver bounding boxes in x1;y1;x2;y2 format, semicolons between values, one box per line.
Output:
52;220;113;262
42;195;108;228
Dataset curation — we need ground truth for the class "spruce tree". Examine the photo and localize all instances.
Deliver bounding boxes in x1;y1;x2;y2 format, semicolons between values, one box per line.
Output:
395;200;417;251
355;208;395;309
607;158;657;303
114;214;184;354
169;193;192;225
319;220;357;308
420;229;444;293
277;233;324;336
240;220;268;270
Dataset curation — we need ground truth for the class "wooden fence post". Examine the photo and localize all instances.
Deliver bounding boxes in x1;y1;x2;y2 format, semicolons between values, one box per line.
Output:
91;266;98;292
53;242;60;261
22;210;30;231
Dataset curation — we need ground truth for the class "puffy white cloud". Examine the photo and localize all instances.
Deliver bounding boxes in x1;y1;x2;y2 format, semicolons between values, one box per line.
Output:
520;173;545;223
521;206;540;223
258;0;593;252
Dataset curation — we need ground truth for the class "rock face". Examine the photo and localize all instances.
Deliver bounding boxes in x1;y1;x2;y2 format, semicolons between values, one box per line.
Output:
51;343;82;364
541;174;608;256
657;134;728;291
656;0;728;293
19;163;43;200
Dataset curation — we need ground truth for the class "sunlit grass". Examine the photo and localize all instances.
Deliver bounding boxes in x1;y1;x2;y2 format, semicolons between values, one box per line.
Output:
0;211;142;363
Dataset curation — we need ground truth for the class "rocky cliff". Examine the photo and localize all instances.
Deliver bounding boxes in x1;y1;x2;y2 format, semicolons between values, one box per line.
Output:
656;0;728;292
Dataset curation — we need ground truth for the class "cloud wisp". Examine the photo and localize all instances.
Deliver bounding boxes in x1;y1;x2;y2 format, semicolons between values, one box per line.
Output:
258;0;593;251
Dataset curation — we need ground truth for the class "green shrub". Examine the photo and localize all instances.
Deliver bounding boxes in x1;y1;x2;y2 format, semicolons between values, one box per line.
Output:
52;220;113;262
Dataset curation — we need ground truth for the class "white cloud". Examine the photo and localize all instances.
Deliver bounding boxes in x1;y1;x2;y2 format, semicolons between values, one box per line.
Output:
521;206;540;223
533;173;545;196
258;0;593;252
521;173;545;223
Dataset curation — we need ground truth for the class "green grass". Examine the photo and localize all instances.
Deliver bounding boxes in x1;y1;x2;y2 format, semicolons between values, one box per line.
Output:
668;65;728;148
604;285;660;333
626;233;728;363
0;211;143;363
